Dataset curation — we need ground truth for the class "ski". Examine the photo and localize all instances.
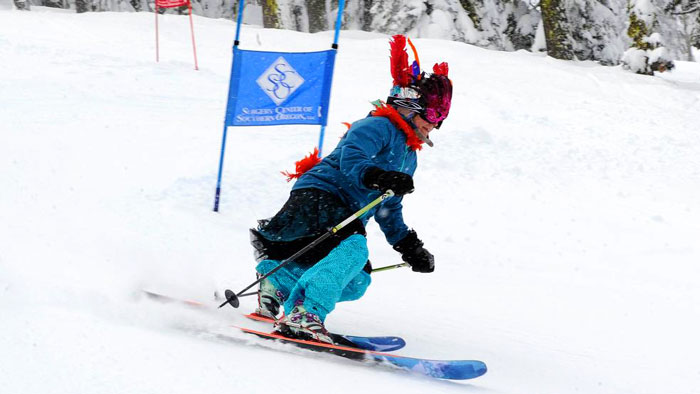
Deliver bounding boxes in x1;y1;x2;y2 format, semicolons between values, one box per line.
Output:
235;325;488;380
142;290;405;352
244;312;406;352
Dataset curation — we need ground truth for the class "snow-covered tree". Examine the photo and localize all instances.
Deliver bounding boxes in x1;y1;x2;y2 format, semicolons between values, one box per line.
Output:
306;0;327;32
43;0;68;8
469;0;539;50
663;0;700;60
273;0;308;31
13;0;30;10
622;0;675;74
15;0;698;66
563;0;629;64
76;0;88;12
128;0;148;11
362;0;537;51
13;0;30;9
190;0;235;19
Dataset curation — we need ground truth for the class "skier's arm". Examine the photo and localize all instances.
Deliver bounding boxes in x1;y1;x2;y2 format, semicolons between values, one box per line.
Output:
336;122;391;186
374;195;410;245
376;187;435;273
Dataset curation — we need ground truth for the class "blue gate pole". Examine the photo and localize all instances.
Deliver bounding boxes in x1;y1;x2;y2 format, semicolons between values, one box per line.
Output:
332;0;346;46
317;125;326;157
213;121;229;212
316;0;346;158
213;0;247;212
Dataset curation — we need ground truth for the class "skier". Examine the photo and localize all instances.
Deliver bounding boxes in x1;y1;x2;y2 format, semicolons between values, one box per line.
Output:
249;35;452;343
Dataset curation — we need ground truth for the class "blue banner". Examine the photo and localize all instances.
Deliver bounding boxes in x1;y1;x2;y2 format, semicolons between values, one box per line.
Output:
224;48;337;127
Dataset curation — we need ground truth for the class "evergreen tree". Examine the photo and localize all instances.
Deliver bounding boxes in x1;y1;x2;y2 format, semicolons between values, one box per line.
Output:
459;0;481;29
361;0;537;51
564;0;629;64
695;10;700;49
541;0;575;59
13;0;30;10
622;0;675;74
193;0;235;19
367;0;424;34
44;0;67;8
307;0;327;32
275;0;308;31
362;0;373;30
16;0;694;66
129;0;144;12
262;0;281;28
664;0;700;60
76;0;89;12
467;0;539;51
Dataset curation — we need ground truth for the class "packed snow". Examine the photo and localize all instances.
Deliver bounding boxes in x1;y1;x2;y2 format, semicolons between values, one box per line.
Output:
2;6;700;394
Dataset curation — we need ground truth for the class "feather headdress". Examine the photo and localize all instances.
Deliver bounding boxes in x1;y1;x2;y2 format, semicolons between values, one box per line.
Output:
386;35;452;126
390;35;413;88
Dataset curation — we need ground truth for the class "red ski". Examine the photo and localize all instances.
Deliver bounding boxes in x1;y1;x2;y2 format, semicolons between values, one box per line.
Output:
235;325;487;380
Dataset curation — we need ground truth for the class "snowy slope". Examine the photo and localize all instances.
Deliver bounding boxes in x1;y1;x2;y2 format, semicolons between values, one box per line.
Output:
2;7;700;394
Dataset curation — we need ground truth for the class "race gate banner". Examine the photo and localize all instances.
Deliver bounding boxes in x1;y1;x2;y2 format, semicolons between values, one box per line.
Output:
156;0;188;8
224;48;337;127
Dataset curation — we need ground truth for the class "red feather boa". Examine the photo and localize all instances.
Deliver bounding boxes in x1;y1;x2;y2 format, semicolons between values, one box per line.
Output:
281;106;422;180
371;105;423;151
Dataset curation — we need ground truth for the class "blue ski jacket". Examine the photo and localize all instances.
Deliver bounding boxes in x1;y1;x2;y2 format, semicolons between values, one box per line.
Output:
293;114;418;245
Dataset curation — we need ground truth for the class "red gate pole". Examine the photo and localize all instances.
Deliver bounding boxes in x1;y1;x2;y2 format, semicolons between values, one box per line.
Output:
188;0;198;70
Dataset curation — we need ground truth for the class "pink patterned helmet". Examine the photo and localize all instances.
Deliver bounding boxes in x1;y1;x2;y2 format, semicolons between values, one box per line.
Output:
386;35;452;128
416;70;452;127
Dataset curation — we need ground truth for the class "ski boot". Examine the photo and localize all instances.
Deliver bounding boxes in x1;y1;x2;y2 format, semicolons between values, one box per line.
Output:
254;275;285;320
275;300;333;344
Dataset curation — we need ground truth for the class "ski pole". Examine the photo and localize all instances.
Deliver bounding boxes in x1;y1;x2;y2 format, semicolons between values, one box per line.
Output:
371;262;409;273
219;190;396;309
230;262;408;299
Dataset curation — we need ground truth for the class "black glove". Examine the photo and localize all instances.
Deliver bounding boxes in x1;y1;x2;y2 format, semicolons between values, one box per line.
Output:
363;167;414;196
392;230;435;273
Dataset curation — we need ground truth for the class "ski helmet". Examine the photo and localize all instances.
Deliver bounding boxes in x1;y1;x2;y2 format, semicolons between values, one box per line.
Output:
386;35;452;128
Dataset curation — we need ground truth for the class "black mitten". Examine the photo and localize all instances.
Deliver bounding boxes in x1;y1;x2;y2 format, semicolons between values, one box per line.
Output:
363;167;414;196
392;230;435;273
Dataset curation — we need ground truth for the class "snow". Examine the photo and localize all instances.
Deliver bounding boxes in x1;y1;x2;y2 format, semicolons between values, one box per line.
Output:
2;7;700;394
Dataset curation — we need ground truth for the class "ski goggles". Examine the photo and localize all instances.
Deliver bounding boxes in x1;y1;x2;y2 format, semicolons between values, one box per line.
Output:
419;108;446;129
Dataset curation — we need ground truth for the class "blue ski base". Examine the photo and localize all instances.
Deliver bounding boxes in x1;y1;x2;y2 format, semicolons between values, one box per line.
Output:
381;356;487;380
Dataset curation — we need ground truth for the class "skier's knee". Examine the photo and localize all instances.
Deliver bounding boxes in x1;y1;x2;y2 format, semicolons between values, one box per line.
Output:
340;234;369;263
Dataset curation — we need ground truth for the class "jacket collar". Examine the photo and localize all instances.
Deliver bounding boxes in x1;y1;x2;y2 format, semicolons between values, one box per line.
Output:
370;104;423;151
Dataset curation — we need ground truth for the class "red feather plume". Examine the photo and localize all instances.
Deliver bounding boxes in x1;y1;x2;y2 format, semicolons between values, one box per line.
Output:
433;62;449;76
281;147;322;182
390;35;412;87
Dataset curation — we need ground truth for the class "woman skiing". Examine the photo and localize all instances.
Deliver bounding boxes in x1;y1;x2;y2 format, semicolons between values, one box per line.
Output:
249;35;453;343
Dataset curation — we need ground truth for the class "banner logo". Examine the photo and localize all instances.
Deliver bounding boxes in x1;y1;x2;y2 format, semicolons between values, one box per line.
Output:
256;56;304;106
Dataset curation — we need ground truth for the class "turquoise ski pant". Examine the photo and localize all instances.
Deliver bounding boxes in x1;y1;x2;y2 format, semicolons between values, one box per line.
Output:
255;234;371;321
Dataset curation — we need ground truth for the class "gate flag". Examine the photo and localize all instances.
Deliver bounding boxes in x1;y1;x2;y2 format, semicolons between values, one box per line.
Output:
225;48;336;127
154;0;198;70
213;0;346;212
156;0;187;7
